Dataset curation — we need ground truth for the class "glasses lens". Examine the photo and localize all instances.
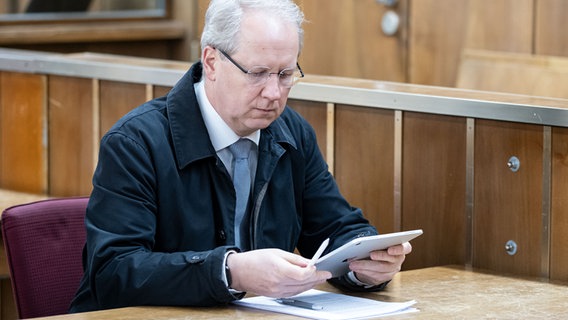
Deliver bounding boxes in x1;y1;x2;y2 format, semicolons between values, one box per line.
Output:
279;69;304;88
244;66;303;88
246;67;271;86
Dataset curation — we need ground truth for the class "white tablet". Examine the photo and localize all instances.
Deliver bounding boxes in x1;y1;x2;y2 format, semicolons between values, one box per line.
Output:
314;229;423;277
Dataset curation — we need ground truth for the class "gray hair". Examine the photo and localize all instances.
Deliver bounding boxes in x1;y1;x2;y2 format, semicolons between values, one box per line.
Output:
200;0;305;55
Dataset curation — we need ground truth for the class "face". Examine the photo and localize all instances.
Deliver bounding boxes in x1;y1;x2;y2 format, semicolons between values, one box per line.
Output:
202;11;300;137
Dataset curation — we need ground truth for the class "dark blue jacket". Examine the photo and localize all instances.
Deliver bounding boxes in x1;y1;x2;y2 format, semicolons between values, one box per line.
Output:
69;62;379;312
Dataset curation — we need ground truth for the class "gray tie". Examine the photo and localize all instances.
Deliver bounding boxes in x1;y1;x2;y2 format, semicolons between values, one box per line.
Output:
229;139;253;249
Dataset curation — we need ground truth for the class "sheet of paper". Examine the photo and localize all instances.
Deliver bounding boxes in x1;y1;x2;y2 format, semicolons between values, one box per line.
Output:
233;289;418;320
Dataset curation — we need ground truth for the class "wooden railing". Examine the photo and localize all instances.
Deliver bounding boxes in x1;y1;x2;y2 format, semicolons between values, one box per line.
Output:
1;48;568;284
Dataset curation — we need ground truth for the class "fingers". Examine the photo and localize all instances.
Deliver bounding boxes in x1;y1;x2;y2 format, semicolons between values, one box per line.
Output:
347;242;411;286
228;249;332;298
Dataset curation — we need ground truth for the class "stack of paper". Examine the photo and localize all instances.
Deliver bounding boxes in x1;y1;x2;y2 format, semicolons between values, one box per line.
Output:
233;289;418;319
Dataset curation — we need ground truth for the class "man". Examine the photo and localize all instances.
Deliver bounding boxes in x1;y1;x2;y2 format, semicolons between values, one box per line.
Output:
70;0;412;312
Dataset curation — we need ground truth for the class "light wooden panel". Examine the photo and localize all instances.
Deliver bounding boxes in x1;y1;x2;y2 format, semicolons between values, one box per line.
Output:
334;105;395;234
409;0;468;86
48;76;94;197
401;112;467;269
551;127;568;281
535;0;568;57
99;81;148;137
456;49;568;99
297;0;408;82
288;100;327;161
0;72;47;194
473;120;543;277
464;0;533;53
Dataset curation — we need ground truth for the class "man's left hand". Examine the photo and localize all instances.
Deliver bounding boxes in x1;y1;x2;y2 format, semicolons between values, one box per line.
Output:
348;242;412;286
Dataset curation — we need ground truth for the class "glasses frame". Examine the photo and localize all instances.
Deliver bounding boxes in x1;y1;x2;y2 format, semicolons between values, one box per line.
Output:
217;49;304;87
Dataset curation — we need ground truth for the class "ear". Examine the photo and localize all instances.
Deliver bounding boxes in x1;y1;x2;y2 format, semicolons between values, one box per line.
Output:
202;46;218;81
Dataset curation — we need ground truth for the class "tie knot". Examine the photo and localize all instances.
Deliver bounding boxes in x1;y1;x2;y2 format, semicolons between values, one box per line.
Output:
229;139;253;159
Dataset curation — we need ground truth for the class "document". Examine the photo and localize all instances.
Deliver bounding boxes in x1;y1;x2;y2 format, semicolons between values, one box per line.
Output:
233;289;418;319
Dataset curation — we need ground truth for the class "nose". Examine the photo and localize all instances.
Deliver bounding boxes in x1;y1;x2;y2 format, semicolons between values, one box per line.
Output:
261;74;283;100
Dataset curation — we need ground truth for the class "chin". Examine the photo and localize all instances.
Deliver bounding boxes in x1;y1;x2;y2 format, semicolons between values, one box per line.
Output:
248;119;274;131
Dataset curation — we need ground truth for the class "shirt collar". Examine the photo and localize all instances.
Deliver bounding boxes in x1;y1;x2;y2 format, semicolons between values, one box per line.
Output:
194;80;260;152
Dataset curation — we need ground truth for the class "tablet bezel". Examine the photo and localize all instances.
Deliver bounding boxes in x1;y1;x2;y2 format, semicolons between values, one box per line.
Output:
315;229;423;277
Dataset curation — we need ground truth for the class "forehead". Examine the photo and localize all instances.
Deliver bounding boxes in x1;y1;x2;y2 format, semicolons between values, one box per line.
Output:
235;10;299;63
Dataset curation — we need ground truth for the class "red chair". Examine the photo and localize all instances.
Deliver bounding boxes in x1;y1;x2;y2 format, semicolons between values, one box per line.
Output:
1;197;88;319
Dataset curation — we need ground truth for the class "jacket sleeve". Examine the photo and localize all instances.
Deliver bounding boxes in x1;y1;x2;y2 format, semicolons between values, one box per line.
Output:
83;132;243;309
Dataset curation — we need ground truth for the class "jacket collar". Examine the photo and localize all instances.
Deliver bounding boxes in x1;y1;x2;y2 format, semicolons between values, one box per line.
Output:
167;62;297;170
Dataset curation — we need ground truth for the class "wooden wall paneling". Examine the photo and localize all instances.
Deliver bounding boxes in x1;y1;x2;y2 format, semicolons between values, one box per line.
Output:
48;76;94;197
170;0;199;61
11;41;177;61
334;105;395;234
287;100;328;162
154;86;173;100
464;0;533;53
0;279;16;320
408;0;468;86
535;0;568;57
297;0;408;82
99;81;148;137
401;112;467;269
473;120;543;277
0;72;47;194
456;49;568;100
550;127;568;281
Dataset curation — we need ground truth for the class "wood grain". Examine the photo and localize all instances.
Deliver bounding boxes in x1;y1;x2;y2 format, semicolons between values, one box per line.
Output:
334;105;395;234
48;76;94;197
473;120;543;276
535;0;568;57
456;49;568;99
99;81;148;138
287;100;327;161
401;112;467;269
551;127;568;281
0;72;47;193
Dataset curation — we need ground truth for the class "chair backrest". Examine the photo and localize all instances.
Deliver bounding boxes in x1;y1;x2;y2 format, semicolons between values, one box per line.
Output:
1;197;88;319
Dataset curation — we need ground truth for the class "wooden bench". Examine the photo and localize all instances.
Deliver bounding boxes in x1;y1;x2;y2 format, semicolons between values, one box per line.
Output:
456;49;568;99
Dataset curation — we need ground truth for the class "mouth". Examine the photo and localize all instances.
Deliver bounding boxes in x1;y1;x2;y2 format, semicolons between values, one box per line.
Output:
254;105;277;113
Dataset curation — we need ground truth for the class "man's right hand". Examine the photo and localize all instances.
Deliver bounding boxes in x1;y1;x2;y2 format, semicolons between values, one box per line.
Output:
227;249;332;298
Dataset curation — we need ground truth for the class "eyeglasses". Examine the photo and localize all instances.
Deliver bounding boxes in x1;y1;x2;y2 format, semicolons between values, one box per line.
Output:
218;49;304;88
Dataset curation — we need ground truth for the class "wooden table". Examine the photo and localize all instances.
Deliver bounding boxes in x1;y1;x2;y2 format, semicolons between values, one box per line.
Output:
28;265;568;319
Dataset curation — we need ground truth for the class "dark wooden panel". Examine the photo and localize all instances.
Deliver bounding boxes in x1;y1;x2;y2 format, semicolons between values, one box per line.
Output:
48;76;94;197
402;112;467;269
8;41;177;60
551;127;568;281
0;72;47;193
334;105;394;234
1;278;17;320
99;81;148;137
288;99;327;161
474;120;542;276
